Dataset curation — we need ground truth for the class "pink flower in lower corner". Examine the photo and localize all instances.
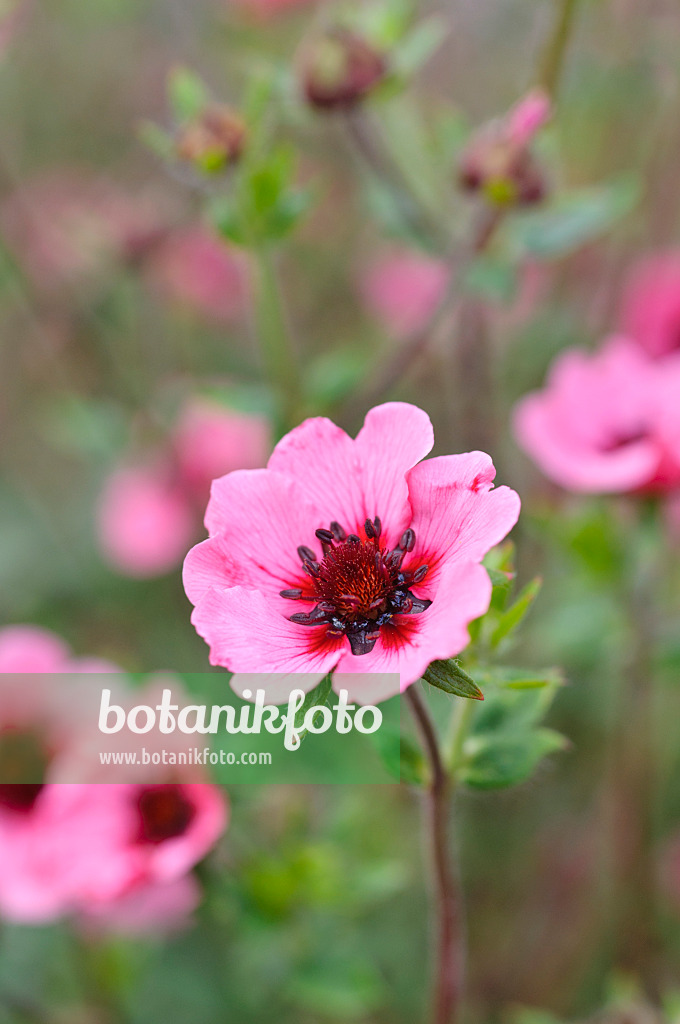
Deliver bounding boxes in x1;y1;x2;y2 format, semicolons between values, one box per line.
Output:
619;250;680;359
513;336;680;494
97;399;271;578
362;251;448;338
183;403;520;698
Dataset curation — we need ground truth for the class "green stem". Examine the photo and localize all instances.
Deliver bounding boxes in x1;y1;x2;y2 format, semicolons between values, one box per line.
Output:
252;245;303;432
407;686;466;1024
538;0;580;97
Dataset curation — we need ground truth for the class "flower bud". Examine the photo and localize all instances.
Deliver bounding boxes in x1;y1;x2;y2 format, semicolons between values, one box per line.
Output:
459;90;551;207
175;104;247;174
300;28;387;111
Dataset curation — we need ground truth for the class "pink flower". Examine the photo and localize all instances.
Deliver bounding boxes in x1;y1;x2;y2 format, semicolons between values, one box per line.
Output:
97;465;195;578
362;252;449;338
619;250;680;359
513;337;680;493
148;226;249;324
0;628;228;926
505;89;552;147
173;398;271;500
97;401;270;578
231;0;315;18
183;403;520;697
79;875;201;936
0;170;160;294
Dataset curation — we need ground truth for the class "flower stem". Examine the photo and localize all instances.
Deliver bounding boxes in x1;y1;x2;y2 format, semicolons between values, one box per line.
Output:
251;245;303;433
538;0;580;97
406;686;466;1024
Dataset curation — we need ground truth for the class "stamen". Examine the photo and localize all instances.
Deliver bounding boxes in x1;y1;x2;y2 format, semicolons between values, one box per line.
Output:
412;565;429;583
315;528;335;544
364;518;377;539
400;529;415;552
330;521;346;541
280;588;303;600
297;545;316;563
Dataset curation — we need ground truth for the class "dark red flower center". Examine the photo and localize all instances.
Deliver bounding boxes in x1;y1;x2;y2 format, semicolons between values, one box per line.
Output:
600;426;649;452
0;783;45;813
0;731;49;813
281;518;431;656
136;784;195;844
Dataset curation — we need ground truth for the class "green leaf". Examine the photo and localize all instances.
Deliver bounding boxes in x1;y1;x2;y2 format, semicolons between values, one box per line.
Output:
490;576;542;649
208;196;247;247
138;120;175;161
487;566;514;611
391;16;447;77
460;728;567;789
168;66;209;122
423;659;484;701
292;675;334;744
472;665;564;691
510;175;640;259
397;735;428;786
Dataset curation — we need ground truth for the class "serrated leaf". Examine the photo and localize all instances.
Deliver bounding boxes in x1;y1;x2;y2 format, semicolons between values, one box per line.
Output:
168;66;209;122
423;659;484;700
459;727;567;789
490;576;542;649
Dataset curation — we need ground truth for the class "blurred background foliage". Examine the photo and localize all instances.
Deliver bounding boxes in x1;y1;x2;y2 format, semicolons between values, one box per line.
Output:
2;0;680;1021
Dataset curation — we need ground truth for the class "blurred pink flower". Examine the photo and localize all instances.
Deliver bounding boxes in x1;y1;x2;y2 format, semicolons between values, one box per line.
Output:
148;226;249;324
513;336;680;493
173;398;271;499
184;402;520;697
362;251;449;337
231;0;315;18
505;89;552;147
0;170;160;294
0;629;228;927
619;250;680;358
97;401;271;578
97;465;195;578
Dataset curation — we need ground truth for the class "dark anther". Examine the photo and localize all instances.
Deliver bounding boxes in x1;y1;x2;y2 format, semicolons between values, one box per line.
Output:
280;588;303;599
373;516;382;537
302;559;321;578
364;518;376;539
315;528;335;544
400;529;415;552
412;565;429;583
297;545;316;562
289;606;329;625
346;534;360;544
330;521;346;541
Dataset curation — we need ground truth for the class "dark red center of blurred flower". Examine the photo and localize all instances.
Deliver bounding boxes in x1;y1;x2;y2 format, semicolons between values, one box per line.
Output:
601;427;649;452
281;518;431;656
0;783;45;813
136;785;195;844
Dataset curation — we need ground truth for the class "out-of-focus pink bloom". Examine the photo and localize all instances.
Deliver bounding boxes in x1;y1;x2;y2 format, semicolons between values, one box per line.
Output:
97;465;195;578
362;252;449;338
148;226;249;324
184;402;520;699
619;250;680;359
97;401;271;578
505;89;552;147
173;398;271;499
79;875;201;936
231;0;315;18
0;629;228;927
513;337;680;493
0;171;160;294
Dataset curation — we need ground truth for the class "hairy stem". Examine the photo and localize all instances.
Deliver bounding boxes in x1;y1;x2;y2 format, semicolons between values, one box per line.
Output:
252;245;303;432
407;686;466;1024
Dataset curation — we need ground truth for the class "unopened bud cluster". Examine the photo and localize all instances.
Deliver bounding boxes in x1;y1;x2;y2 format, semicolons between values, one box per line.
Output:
300;27;387;111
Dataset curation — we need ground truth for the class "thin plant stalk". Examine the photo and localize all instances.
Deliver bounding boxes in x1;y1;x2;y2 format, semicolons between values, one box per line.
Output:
407;686;466;1024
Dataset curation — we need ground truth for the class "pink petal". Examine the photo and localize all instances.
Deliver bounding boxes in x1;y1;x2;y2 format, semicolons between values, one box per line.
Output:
405;452;521;587
267;402;433;546
190;585;344;674
0;625;71;673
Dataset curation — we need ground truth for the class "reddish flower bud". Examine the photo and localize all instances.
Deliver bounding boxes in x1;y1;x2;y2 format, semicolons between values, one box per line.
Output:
300;28;387;111
175;104;247;174
458;90;551;207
